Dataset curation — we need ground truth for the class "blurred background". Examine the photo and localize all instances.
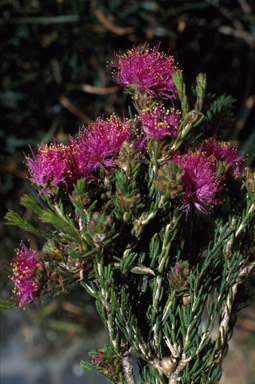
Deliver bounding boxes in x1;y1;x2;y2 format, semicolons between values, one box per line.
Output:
1;0;255;383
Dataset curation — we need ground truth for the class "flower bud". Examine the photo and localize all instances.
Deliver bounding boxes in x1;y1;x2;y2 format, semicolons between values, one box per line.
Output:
100;193;107;200
35;261;44;270
183;267;190;276
93;211;100;220
116;140;141;173
156;162;184;197
87;213;114;243
174;267;182;275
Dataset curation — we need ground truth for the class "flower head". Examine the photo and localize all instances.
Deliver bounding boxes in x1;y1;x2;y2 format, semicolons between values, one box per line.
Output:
26;141;92;193
72;113;131;172
26;143;74;192
139;105;181;141
174;149;223;216
110;42;177;99
202;138;244;175
9;243;41;307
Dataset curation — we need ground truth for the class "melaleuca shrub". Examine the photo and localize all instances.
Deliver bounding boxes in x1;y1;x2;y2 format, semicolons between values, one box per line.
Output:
3;42;255;384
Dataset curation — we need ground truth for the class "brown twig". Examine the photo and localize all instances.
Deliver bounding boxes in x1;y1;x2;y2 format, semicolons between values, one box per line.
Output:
93;7;136;36
218;25;255;46
81;84;121;95
59;95;93;125
237;0;252;14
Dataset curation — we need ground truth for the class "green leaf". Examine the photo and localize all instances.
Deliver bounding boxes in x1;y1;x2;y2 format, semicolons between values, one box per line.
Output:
20;194;44;216
0;299;18;310
5;210;44;236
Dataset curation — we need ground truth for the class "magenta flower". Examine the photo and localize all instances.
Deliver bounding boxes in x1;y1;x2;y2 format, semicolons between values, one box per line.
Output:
139;105;181;141
26;114;130;192
202;138;244;175
26;143;75;192
72;113;131;172
9;243;41;307
110;42;177;99
174;149;223;216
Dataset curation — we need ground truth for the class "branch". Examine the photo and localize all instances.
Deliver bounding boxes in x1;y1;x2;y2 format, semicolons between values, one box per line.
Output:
235;203;255;238
122;355;137;384
168;353;192;384
214;264;255;366
113;263;155;276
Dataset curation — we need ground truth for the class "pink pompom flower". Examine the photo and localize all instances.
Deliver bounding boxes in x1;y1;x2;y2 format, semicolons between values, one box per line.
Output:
9;243;42;307
174;149;223;217
139;105;181;141
202;138;244;176
72;113;131;172
110;42;177;99
26;141;91;193
26;143;74;191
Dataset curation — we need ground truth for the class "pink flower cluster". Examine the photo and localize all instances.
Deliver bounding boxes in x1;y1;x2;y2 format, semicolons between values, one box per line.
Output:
9;243;41;307
26;143;80;193
110;42;177;99
202;138;243;175
173;139;244;216
69;114;130;172
26;114;130;192
139;105;181;141
174;150;223;216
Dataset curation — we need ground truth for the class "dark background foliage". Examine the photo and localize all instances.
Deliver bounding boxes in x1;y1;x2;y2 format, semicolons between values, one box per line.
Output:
1;1;255;383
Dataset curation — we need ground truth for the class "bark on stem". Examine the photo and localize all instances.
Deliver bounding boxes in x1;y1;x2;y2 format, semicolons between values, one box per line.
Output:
214;264;255;366
122;355;137;384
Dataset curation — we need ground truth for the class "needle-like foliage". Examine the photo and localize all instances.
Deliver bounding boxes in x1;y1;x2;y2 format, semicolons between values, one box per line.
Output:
2;42;255;384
